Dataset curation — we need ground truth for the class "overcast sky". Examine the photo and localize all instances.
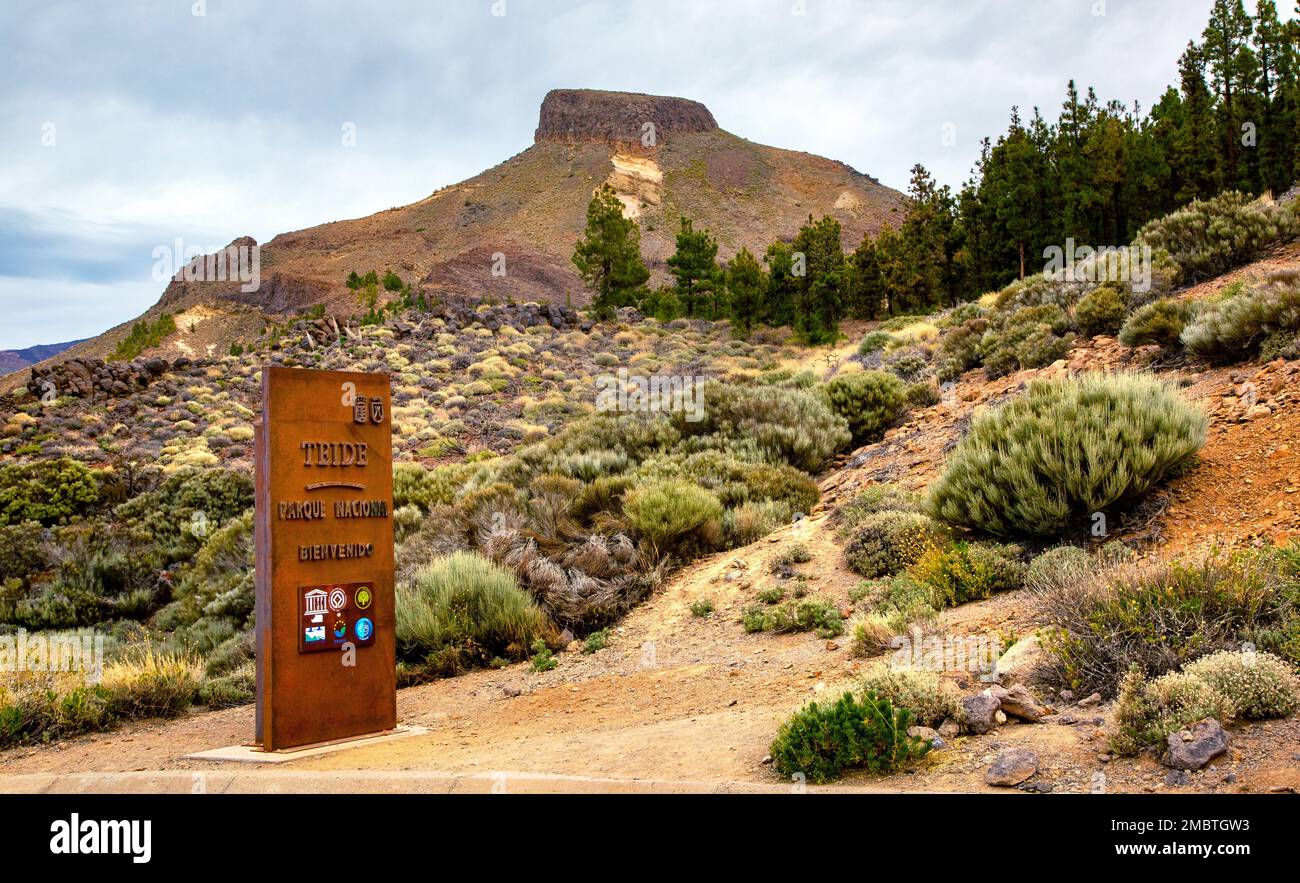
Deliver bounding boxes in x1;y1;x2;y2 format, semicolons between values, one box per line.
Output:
0;0;1251;349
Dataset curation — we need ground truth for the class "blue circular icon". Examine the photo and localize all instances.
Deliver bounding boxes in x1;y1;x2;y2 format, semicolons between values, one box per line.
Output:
355;617;374;641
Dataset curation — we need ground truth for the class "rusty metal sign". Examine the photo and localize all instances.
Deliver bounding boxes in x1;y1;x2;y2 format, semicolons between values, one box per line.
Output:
254;366;396;751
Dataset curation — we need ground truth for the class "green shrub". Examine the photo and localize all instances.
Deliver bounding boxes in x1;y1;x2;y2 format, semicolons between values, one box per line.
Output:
1180;271;1300;364
909;541;1025;607
882;349;929;382
820;371;908;446
114;467;253;564
0;459;100;527
582;628;610;654
0;674;113;747
742;597;844;638
197;665;255;708
0;522;48;589
859;666;961;728
769;691;930;783
161;511;255;648
1183;650;1299;720
858;331;895;354
993;273;1084;311
529;638;558;672
928;374;1206;537
621;479;723;554
1118;298;1195;348
635;451;817;514
904;380;941;408
1025;545;1090;591
689;598;715;618
678;382;849;472
935;316;989;380
395;552;553;668
835;483;922;527
1136;191;1299;283
726;500;792;545
1035;550;1294;696
1074;283;1128;337
979;304;1074;378
844;511;949;578
393;461;481;511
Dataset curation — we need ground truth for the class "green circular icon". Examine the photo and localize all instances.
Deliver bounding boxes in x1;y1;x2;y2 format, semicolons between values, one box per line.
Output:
354;586;373;610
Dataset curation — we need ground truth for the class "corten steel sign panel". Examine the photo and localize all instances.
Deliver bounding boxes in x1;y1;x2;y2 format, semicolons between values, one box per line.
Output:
255;366;396;750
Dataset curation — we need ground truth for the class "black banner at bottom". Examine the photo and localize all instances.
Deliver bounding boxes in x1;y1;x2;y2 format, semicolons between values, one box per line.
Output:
0;792;1290;870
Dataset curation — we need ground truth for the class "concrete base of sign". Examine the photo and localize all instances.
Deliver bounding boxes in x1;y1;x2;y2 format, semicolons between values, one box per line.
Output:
184;725;428;764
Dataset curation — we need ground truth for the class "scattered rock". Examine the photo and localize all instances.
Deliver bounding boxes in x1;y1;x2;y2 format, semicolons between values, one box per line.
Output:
907;726;944;750
938;719;961;739
1164;769;1192;787
986;748;1039;787
1162;719;1229;771
1078;692;1102;707
962;693;1001;734
992;635;1047;684
990;683;1049;722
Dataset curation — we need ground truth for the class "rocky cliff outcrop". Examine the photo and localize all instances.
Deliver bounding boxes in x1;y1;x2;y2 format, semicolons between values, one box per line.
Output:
534;89;717;146
26;355;192;400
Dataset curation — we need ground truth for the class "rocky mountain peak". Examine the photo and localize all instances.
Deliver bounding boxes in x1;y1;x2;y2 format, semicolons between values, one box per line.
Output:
534;88;718;146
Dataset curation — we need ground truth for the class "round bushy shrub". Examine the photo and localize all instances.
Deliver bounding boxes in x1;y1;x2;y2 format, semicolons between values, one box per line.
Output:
936;316;989;380
621;479;723;553
1182;650;1300;720
858;666;961;728
1118;299;1195;348
858;331;895;354
909;541;1025;607
681;382;849;471
1136;191;1300;283
1180;271;1300;364
1074;283;1128;337
928;373;1207;537
0;458;100;527
395;551;553;665
769;691;929;783
979;304;1073;379
821;370;908;446
844;511;949;578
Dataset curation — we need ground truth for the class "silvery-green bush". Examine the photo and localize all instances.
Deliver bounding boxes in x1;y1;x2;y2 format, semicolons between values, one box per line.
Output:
928;373;1207;537
1136;191;1300;283
1180;270;1300;364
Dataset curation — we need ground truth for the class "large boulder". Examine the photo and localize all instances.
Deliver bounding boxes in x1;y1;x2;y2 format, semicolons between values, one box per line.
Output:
993;635;1049;684
962;693;1001;735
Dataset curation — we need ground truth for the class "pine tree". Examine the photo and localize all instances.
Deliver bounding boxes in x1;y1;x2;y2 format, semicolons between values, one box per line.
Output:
848;234;885;319
791;215;847;344
665;216;719;318
763;241;799;327
725;247;766;335
1175;42;1222;202
1202;0;1259;190
571;184;650;320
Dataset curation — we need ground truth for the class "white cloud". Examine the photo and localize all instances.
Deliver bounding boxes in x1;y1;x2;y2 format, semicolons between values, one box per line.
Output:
0;0;1232;348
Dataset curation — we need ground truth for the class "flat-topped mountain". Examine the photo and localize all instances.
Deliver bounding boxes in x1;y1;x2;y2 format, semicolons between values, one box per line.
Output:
534;88;718;145
7;89;904;377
